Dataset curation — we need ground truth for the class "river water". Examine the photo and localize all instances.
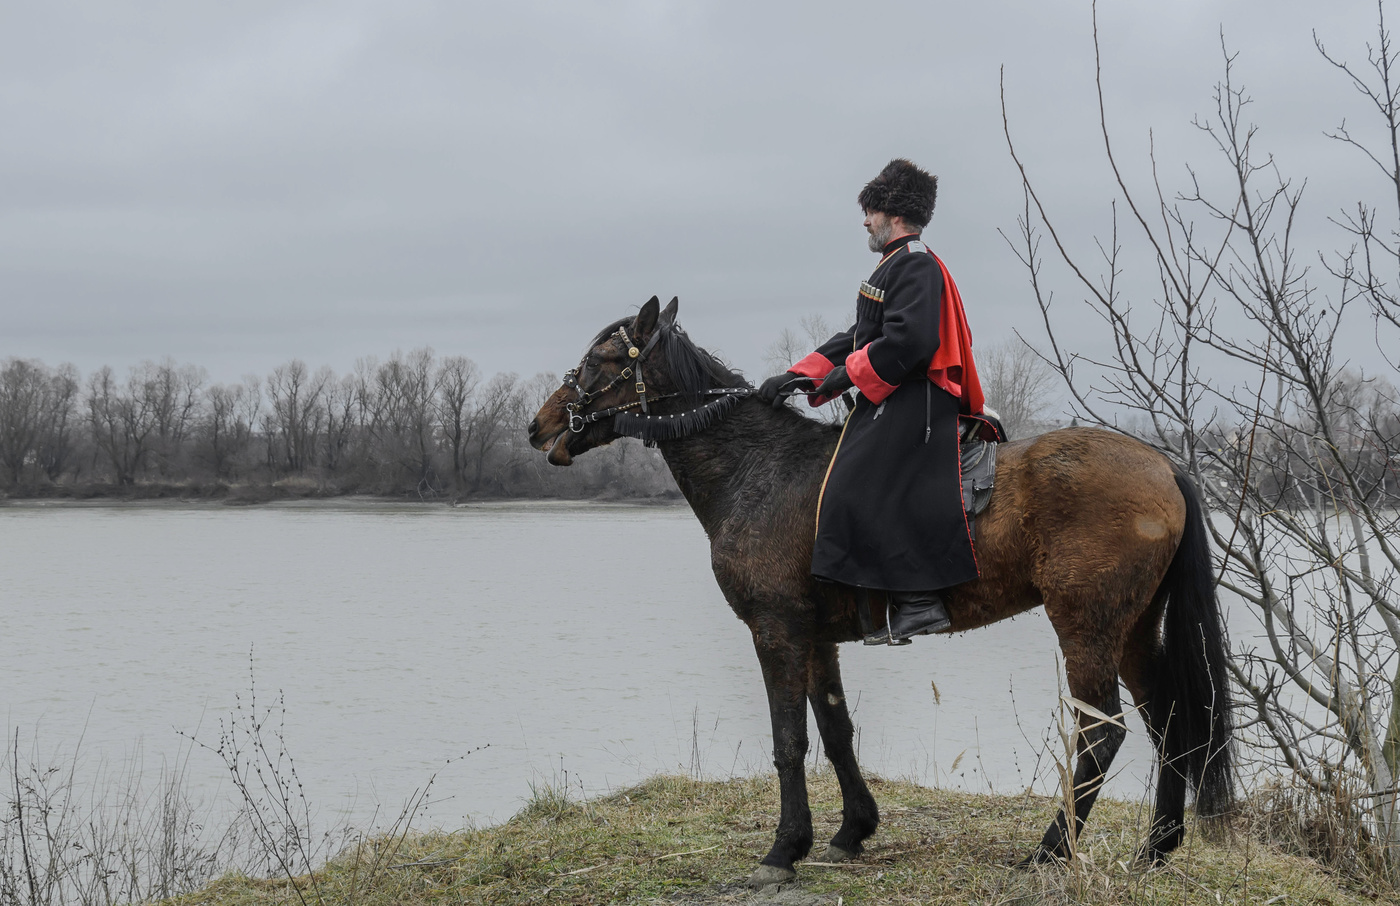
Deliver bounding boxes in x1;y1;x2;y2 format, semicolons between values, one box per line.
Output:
0;501;1157;833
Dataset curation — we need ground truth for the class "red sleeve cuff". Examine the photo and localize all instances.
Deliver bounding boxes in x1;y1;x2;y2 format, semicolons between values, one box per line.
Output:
789;352;835;381
847;345;897;404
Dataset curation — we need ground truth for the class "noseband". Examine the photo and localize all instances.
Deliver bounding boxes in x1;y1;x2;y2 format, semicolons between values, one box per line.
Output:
559;324;751;440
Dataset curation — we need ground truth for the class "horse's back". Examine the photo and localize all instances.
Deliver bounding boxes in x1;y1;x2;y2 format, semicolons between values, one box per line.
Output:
1007;427;1183;535
955;427;1185;629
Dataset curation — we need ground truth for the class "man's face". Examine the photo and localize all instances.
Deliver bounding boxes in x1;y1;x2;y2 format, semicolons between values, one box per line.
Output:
864;209;895;252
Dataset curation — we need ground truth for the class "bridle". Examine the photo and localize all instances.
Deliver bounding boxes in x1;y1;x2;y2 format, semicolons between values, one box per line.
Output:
560;323;751;437
562;324;657;432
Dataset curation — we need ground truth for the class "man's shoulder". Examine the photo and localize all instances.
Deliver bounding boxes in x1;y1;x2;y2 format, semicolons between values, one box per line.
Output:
881;240;939;274
868;240;944;294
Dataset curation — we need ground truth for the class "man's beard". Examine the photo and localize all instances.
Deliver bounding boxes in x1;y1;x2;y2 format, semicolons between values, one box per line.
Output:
867;221;893;252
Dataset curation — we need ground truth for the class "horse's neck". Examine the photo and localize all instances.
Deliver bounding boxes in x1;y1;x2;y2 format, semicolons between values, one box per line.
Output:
656;399;830;539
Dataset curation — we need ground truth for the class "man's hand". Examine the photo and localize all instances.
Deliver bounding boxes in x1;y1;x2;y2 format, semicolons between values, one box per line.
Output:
813;365;853;399
757;372;815;407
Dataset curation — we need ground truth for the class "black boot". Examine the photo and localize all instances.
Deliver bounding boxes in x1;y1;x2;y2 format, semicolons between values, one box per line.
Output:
887;591;952;642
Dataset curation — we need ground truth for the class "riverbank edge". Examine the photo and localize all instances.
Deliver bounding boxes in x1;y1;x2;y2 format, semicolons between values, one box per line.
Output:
166;771;1381;906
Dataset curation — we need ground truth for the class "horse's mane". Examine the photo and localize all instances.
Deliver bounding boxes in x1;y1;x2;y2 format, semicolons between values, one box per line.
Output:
590;316;748;403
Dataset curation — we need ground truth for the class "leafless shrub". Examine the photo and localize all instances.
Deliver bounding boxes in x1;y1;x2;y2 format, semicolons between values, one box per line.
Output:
0;730;235;906
1244;776;1386;883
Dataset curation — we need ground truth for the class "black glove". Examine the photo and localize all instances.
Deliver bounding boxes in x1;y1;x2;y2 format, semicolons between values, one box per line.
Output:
757;371;815;407
813;365;853;399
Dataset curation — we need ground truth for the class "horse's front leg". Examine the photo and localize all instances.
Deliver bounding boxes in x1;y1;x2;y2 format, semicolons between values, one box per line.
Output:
807;641;879;860
747;613;813;888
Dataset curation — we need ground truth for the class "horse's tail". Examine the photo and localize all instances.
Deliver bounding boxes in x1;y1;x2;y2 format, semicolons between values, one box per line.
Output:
1150;468;1234;816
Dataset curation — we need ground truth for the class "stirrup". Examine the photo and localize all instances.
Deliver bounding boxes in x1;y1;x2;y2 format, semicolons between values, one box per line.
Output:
862;629;910;646
859;591;911;646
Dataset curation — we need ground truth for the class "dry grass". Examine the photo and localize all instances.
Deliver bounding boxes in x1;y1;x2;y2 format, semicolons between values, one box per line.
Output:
159;769;1391;906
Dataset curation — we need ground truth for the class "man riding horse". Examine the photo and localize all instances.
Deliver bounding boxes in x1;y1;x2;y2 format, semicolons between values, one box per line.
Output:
530;183;1233;876
758;158;989;645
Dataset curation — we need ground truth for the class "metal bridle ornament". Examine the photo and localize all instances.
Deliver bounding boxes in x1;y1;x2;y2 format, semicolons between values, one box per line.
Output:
559;324;753;439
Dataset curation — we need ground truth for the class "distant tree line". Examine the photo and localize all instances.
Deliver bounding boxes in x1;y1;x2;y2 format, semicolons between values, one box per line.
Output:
0;350;677;500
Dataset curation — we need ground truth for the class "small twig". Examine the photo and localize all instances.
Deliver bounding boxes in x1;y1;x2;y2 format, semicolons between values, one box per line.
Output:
803;861;885;869
806;849;913;868
1165;863;1221;897
387;857;464;870
654;844;720;862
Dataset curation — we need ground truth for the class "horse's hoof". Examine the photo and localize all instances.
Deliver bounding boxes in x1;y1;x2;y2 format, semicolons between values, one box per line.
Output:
823;845;858;862
1134;846;1169;867
1013;848;1061;869
745;864;796;889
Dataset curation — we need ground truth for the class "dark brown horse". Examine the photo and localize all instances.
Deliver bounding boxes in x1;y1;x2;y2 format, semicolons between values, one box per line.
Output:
527;296;1232;887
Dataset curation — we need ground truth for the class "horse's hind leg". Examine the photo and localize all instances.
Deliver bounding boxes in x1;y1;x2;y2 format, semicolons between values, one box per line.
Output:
1119;603;1186;863
806;641;879;860
1025;657;1128;864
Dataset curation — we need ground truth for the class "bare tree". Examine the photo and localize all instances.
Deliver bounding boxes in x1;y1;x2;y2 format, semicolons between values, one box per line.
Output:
200;378;261;480
35;364;79;483
0;359;50;487
436;355;480;492
467;372;523;493
358;348;443;495
86;365;159;486
1003;2;1400;876
147;359;206;477
977;337;1060;438
762;328;806;377
762;313;842;375
264;360;328;475
322;373;358;476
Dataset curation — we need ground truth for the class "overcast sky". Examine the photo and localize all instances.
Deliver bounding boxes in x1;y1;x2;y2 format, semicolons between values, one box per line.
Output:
1;1;1391;387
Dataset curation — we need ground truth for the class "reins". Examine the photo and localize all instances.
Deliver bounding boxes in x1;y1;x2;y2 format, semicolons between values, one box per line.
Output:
560;323;754;441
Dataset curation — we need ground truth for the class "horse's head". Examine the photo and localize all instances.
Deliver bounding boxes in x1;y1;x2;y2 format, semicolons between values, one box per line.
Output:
528;295;675;466
527;295;746;466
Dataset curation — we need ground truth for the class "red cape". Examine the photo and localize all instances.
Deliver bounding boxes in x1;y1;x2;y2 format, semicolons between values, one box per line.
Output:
926;253;984;415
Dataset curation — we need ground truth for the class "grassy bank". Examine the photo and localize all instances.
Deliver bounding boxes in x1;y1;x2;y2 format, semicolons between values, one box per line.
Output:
165;771;1384;906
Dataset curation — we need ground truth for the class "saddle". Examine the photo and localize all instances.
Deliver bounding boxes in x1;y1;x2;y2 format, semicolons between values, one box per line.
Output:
958;411;1006;534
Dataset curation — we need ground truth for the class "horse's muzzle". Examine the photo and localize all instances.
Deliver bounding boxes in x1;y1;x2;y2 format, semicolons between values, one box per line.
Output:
527;418;575;466
547;432;573;466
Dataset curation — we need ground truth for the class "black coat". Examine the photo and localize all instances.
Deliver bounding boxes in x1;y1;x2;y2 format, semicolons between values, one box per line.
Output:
790;235;979;592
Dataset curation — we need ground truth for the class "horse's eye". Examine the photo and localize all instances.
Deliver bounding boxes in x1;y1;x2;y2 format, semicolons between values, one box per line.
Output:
585;354;602;368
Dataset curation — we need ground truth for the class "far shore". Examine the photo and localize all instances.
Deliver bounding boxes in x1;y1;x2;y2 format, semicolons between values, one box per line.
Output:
0;493;686;510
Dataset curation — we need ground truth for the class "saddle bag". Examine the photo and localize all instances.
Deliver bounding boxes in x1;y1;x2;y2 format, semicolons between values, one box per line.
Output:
957;410;1006;538
960;439;997;521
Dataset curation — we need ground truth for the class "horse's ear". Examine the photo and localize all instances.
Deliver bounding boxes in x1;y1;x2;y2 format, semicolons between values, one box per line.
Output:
634;295;661;338
660;296;679;328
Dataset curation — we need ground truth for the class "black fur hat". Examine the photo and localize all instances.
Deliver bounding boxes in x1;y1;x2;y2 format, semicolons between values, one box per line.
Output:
857;158;938;227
